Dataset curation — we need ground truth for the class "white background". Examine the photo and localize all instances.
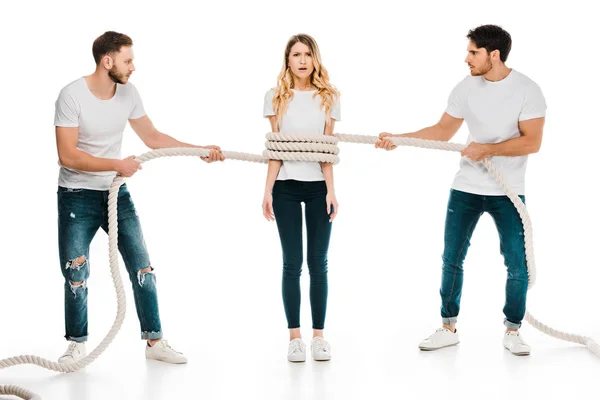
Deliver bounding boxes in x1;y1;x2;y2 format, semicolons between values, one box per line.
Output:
1;0;599;399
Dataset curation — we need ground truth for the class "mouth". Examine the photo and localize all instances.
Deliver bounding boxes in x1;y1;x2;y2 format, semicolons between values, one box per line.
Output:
299;68;307;71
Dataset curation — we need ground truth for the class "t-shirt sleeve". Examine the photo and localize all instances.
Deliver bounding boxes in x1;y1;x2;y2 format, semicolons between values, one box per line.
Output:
519;83;547;121
331;94;341;121
445;80;465;119
263;89;275;117
129;84;146;120
54;89;80;127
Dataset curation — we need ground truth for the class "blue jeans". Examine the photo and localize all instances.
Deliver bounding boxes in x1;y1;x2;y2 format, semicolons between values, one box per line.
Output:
440;189;528;329
272;180;332;330
57;184;162;342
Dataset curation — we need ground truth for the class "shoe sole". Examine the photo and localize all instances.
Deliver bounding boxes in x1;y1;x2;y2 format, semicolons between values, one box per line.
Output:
146;356;187;364
313;355;331;361
288;357;306;363
419;341;460;351
503;346;530;356
58;354;87;364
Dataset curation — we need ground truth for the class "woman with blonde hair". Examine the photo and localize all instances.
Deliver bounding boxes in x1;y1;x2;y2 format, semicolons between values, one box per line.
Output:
262;33;341;362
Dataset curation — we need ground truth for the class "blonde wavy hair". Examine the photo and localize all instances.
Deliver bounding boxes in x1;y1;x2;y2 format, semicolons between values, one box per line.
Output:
272;34;339;127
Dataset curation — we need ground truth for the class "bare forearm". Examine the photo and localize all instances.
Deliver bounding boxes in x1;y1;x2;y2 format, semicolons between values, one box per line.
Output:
264;160;282;194
60;149;118;172
321;163;335;193
146;131;200;150
483;136;541;157
397;124;450;142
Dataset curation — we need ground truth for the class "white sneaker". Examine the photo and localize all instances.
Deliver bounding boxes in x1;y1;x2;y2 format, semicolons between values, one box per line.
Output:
419;328;460;351
145;340;187;364
58;341;87;363
287;338;306;362
503;331;531;356
311;337;331;361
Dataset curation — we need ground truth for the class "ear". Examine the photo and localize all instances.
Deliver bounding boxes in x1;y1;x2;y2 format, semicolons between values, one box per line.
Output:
102;54;113;70
491;49;500;61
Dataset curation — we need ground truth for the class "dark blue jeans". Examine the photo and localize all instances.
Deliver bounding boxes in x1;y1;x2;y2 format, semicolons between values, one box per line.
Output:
57;184;162;342
272;180;332;330
440;189;528;329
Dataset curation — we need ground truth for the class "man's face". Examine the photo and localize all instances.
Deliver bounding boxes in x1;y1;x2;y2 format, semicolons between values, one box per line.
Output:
464;41;492;76
108;46;135;84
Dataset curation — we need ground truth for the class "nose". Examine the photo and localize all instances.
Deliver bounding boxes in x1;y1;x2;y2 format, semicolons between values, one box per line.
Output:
130;62;136;72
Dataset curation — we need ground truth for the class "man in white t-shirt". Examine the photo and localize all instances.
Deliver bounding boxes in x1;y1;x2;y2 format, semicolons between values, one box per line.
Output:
376;25;546;355
54;31;224;364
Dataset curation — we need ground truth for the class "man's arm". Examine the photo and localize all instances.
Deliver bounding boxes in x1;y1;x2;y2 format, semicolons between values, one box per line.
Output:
128;115;198;149
376;112;464;150
56;126;139;176
461;117;545;161
129;115;223;162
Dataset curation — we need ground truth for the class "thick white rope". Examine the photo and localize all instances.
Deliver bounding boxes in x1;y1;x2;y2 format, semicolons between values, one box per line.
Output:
380;135;599;354
262;150;340;164
265;141;340;154
267;132;600;352
2;133;597;398
0;175;129;400
266;132;339;144
0;385;41;400
264;133;341;164
0;148;269;399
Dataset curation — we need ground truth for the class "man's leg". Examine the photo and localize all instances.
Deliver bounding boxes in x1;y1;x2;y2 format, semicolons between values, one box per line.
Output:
488;195;528;329
102;185;161;340
488;195;530;355
57;187;102;361
419;189;483;350
101;184;186;363
439;189;484;327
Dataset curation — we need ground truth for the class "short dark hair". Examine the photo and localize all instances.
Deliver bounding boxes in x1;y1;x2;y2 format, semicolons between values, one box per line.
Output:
467;25;512;63
92;31;133;65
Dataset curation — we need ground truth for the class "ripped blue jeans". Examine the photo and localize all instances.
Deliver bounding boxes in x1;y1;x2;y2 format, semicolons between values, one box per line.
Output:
58;184;162;342
440;189;528;329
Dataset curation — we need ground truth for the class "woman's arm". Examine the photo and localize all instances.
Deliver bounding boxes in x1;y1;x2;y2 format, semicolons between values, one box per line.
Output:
263;116;282;221
321;119;338;222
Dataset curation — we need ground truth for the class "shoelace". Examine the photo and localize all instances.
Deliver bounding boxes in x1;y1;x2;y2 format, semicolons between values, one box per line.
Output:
67;342;78;354
158;340;182;354
507;332;525;345
290;340;304;354
425;328;449;340
313;339;328;353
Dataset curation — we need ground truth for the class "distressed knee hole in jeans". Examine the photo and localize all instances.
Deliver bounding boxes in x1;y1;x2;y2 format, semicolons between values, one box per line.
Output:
137;266;155;287
69;280;87;298
66;256;87;271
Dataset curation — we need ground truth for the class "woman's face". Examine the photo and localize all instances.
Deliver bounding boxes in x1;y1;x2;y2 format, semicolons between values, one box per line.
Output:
288;41;314;83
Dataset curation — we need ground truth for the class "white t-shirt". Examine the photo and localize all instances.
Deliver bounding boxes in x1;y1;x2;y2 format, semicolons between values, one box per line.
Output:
263;89;341;181
54;77;146;190
446;69;546;195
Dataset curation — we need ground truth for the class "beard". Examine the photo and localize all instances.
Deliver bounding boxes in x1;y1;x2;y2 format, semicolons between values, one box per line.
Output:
471;57;493;76
108;66;129;84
